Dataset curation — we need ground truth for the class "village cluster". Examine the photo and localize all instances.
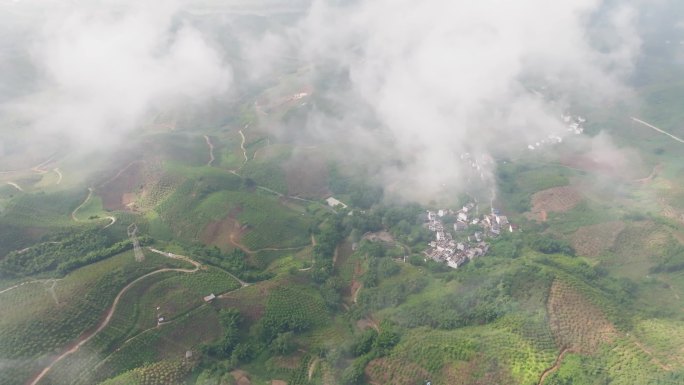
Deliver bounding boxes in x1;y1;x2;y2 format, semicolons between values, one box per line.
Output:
424;203;514;269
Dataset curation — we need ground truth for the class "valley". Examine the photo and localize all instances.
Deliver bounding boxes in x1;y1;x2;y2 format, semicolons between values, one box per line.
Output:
1;1;684;385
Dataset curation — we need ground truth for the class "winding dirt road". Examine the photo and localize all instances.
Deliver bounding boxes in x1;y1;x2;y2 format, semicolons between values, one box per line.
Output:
31;157;54;174
537;348;573;385
633;164;663;183
71;188;93;221
255;185;322;206
53;168;62;184
0;156;55;175
227;231;306;257
308;357;320;380
6;181;23;192
71;187;117;229
146;248;249;288
103;216;117;229
27;250;201;385
239;129;248;164
204;135;215;167
0;158;63;189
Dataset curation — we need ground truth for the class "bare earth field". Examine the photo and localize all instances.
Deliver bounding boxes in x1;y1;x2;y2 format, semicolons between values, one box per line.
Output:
200;208;245;252
98;162;145;211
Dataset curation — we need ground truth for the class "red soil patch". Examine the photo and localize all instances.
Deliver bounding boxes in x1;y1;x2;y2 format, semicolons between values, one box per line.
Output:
200;207;246;252
572;221;626;257
356;316;380;332
217;295;265;322
528;186;582;221
98;162;147;211
231;370;252;385
348;260;364;303
217;279;281;322
98;160;175;212
121;192;137;208
200;218;245;252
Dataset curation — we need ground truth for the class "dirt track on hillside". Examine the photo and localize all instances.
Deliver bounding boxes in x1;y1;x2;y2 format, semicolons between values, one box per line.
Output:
239;128;248;164
27;249;201;385
7;181;23;191
537;348;574;385
204;135;215;166
71;188;93;221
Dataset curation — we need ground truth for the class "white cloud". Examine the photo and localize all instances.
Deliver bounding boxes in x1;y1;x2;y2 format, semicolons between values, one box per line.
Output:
2;1;232;149
290;0;641;202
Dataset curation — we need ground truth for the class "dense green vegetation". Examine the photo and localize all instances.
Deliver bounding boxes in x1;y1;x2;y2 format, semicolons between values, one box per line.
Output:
650;238;684;273
328;164;384;209
181;244;273;282
5;57;684;385
257;286;329;341
4;150;682;385
0;251;192;385
0;227;152;278
0;189;83;227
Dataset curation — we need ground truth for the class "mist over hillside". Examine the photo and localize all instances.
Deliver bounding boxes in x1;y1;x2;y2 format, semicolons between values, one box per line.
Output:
3;3;684;384
1;0;675;203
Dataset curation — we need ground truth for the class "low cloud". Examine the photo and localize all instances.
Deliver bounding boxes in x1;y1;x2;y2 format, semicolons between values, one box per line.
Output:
282;0;642;203
1;1;232;151
0;0;648;204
